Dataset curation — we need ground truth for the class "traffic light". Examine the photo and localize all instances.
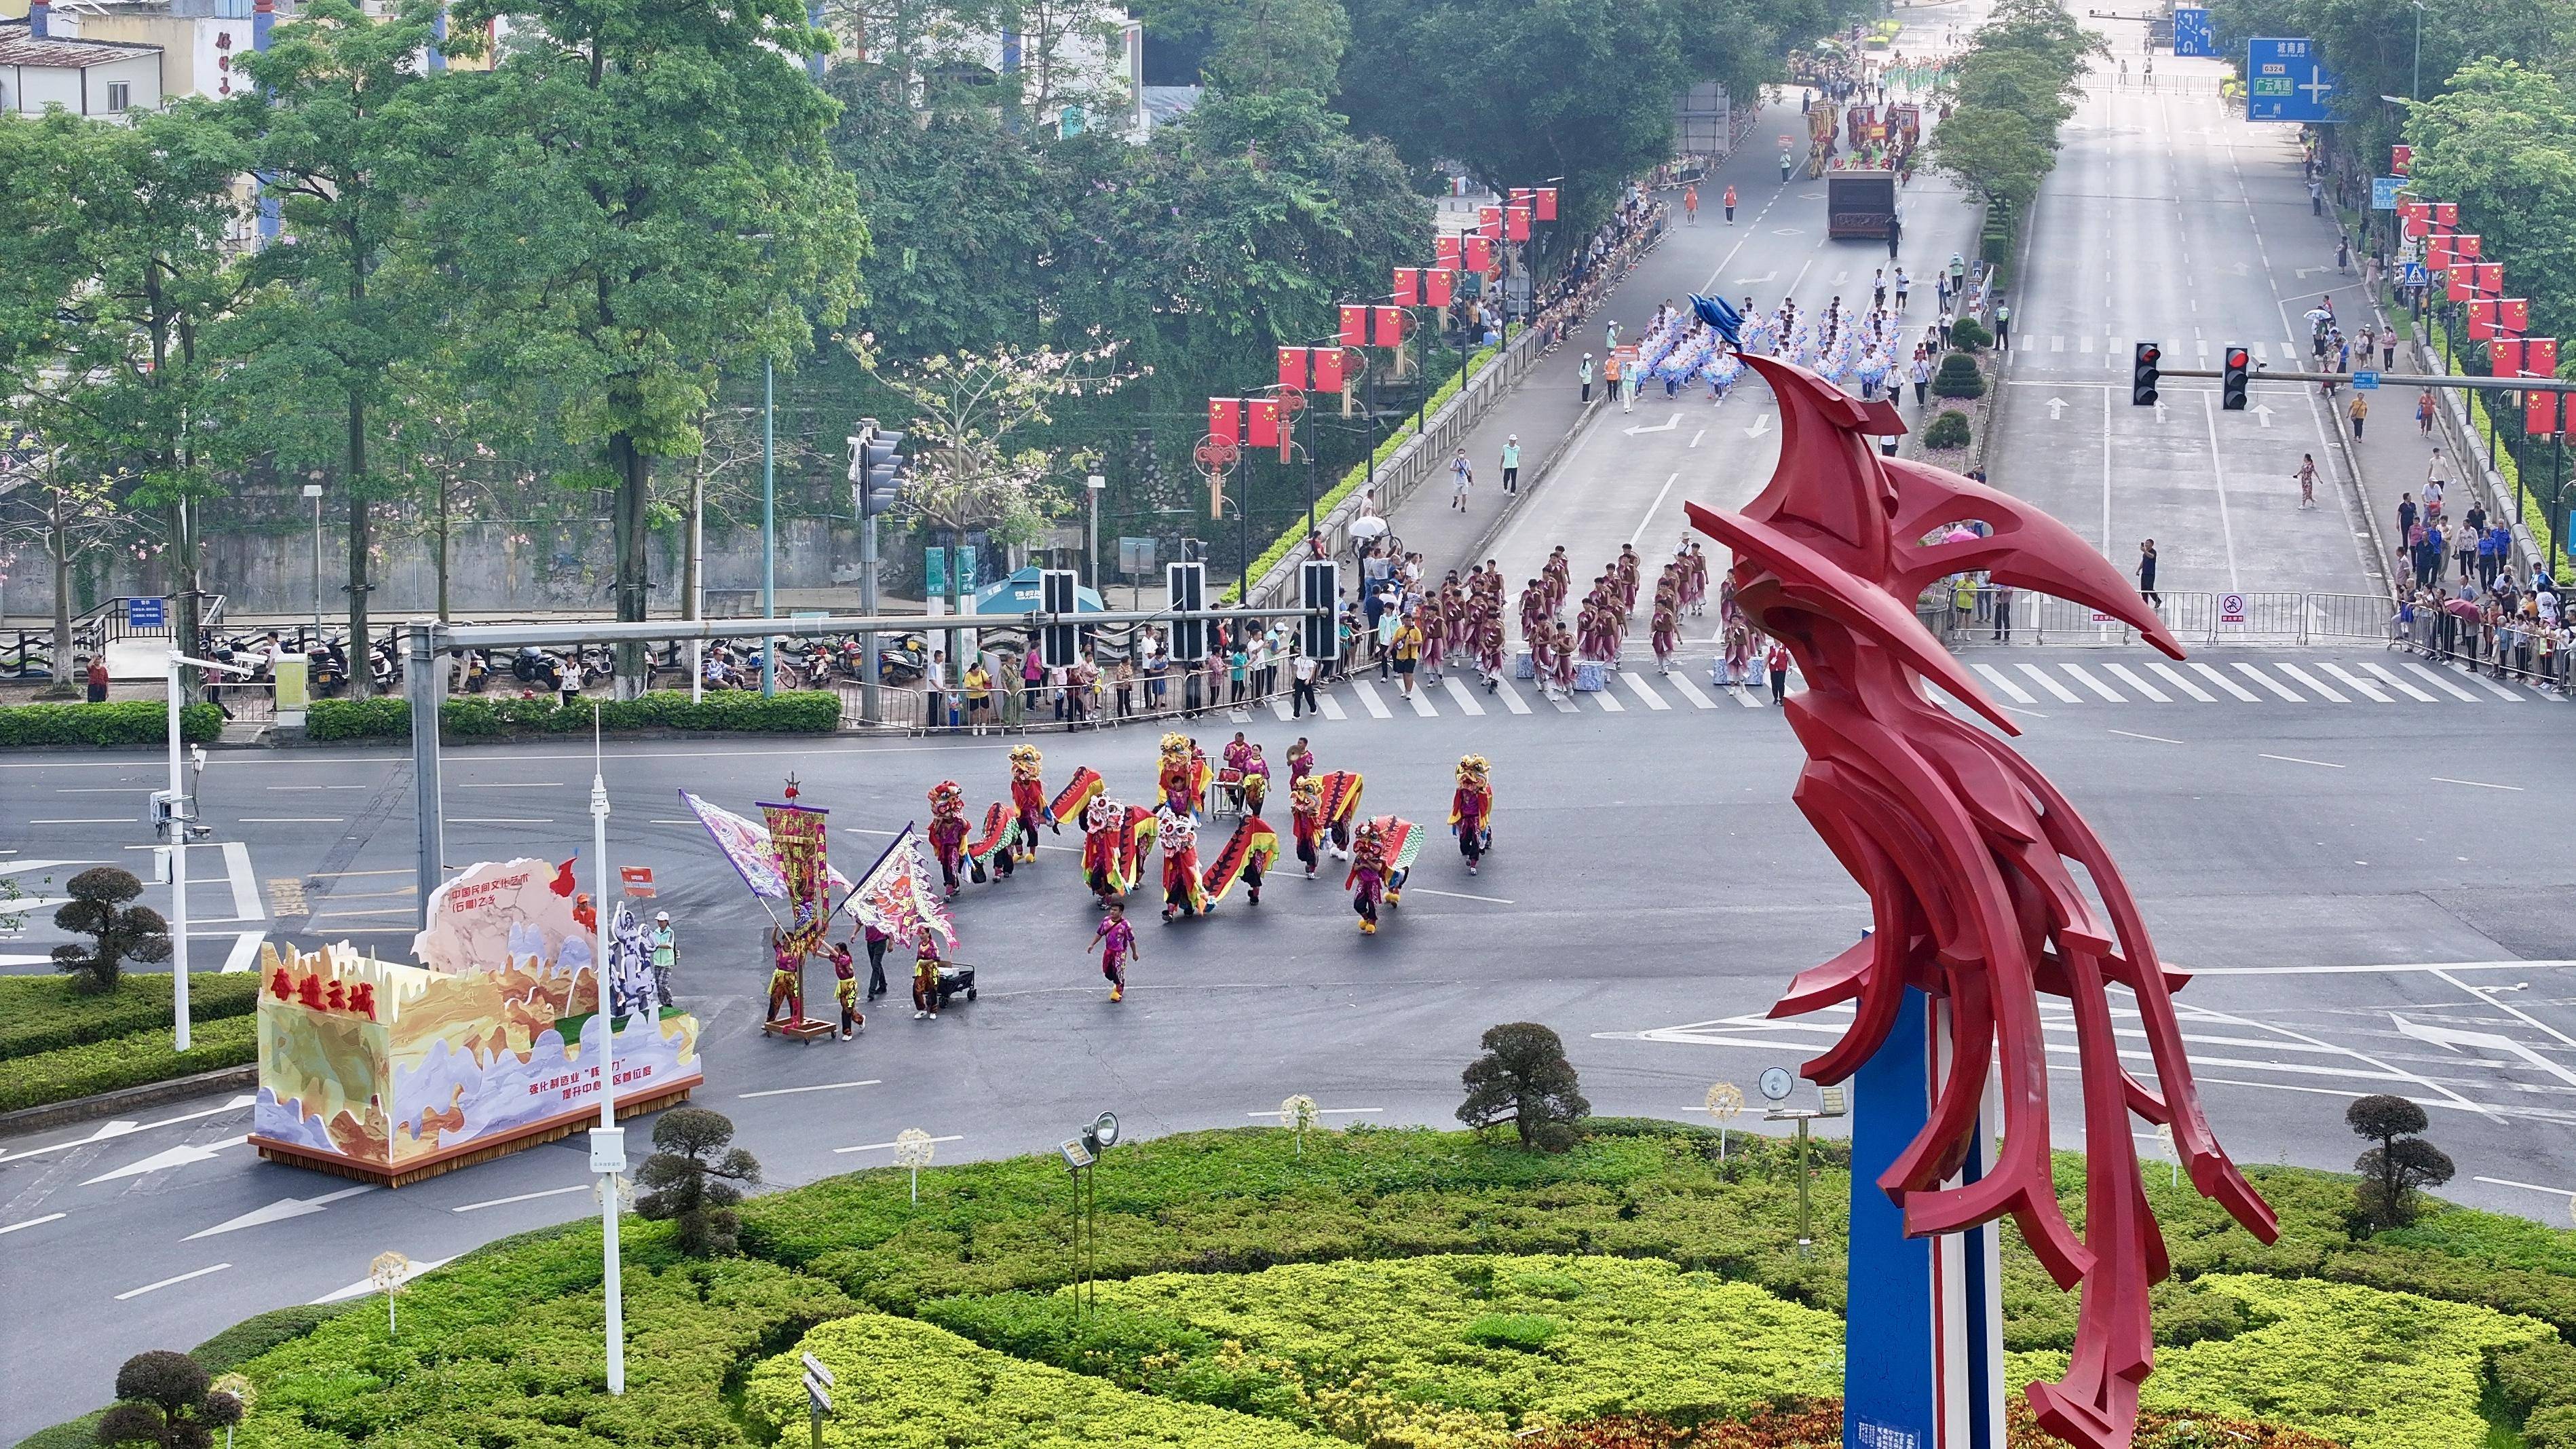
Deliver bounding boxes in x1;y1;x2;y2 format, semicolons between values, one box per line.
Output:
1300;559;1340;662
848;419;909;517
1166;561;1207;662
2131;341;2161;407
1038;569;1079;669
2221;345;2250;411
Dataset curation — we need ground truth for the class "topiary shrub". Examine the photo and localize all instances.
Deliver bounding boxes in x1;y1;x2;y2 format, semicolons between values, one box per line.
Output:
2529;1405;2576;1449
1949;317;1992;352
1933;354;1988;399
0;701;221;747
2347;1094;2454;1230
1923;410;1973;449
637;1107;762;1256
94;1349;242;1448
52;868;170;995
1458;1021;1589;1152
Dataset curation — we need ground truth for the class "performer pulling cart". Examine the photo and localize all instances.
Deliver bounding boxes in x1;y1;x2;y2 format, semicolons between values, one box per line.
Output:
1007;745;1054;863
1344;816;1420;935
1155;805;1209;922
926;781;970;897
1200;812;1281;911
1451;755;1495;875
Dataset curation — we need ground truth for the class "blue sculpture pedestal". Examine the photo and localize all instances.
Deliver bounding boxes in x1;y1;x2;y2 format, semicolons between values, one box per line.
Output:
1844;987;2005;1449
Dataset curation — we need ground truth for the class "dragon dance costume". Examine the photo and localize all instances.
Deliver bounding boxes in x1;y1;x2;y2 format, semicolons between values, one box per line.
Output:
1311;769;1364;858
926;781;970;897
1008;744;1052;862
1156;805;1207;921
1450;755;1494;873
1200;814;1280;909
1050;766;1105;832
966;801;1019;883
1290;776;1325;878
1344;816;1419;934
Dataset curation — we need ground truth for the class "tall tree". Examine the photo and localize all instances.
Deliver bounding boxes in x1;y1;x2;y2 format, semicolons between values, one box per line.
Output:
426;0;866;687
0;109;249;698
0;434;146;692
223;0;442;694
2406;58;2576;350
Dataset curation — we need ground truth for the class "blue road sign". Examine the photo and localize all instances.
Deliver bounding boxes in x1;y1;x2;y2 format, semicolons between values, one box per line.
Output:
2352;371;2381;390
126;596;165;631
2174;8;2215;57
2370;176;2406;210
2246;38;2338;123
2398;261;2429;287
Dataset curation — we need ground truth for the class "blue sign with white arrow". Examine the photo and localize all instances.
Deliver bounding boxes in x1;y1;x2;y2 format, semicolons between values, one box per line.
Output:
2246;38;2338;122
2174;8;2215;58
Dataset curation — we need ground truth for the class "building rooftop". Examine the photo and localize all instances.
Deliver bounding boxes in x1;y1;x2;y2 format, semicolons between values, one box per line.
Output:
0;30;162;65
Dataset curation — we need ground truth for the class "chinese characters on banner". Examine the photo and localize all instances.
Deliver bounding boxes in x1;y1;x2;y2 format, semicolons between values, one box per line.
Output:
761;802;831;954
847;826;958;949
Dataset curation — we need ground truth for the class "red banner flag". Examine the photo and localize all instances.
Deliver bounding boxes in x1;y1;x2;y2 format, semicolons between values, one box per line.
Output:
2436;202;2459;227
1505;204;1531;242
1391;267;1420;305
2467;299;2499;340
1312;346;1346;392
1278;346;1308;392
2426;234;2454;267
1372;305;1404;347
1464;236;1494;271
1510;187;1534;209
1339;303;1367;347
2474;262;2503;297
1477;206;1502;240
1435;234;1462;269
2448;265;2474;303
1424;267;1457;307
1247;398;1280;449
1536;187;1558;221
2533;338;2560;376
2504;297;2532;333
2457;232;2482;259
1207;397;1239;445
2495;338;2526;375
2404;203;2429;238
2391;144;2412;176
2528;388;2560;437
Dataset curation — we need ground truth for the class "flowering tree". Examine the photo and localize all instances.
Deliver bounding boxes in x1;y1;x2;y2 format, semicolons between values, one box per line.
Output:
853;335;1143;665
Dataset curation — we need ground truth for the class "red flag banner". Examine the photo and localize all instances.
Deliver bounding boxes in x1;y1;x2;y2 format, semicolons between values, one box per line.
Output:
1477;206;1501;240
1247;398;1281;449
1339;303;1367;346
1464;236;1494;271
2436;201;2459;227
1278;346;1308;392
2467;299;2499;340
2504;297;2532;333
1207;397;1239;445
2475;262;2505;297
2391;144;2412;176
2528;388;2560;437
2533;338;2560;376
1424;267;1457;307
1371;305;1404;347
1510;187;1534;209
2426;235;2454;268
2403;203;2429;238
2495;338;2527;374
1392;267;1420;305
2457;233;2483;259
1536;187;1558;221
2448;266;2474;303
1313;346;1347;392
1505;204;1531;242
1435;234;1462;269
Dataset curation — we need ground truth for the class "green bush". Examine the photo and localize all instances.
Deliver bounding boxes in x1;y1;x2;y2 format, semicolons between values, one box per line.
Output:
1458;1311;1565;1352
305;689;843;740
1933;354;1988;398
0;1014;257;1114
0;971;261;1061
189;1302;355;1374
1979;217;2016;266
2529;1405;2576;1449
1922;410;1973;449
1948;316;1993;352
0;700;221;747
2492;1339;2576;1416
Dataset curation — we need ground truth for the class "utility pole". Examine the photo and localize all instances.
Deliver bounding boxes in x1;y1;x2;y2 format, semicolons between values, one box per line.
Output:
1086;473;1105;592
761;360;778;698
588;711;626;1397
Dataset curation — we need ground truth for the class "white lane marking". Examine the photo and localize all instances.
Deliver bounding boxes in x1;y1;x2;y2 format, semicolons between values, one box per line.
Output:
2275;662;2347;701
1550;689;1580;713
1735;685;1766;709
2450;662;2525;700
2402;662;2480;701
1971;663;2038;704
314;1255;451;1304
451;1184;592;1213
115;1263;231;1301
1492;677;1532;715
2108;729;2185;745
1350;681;1394;719
2361;662;2439;702
1620;673;1672;710
1318;694;1346;721
2102;662;2172;701
1405;887;1515;904
836;1133;964;1154
2430;776;2522;791
81;1134;250;1185
2061;664;2126;701
2200;392;2243;589
2235;662;2305;700
449;816;556;825
1269;694;1293;721
54;787;154;793
737;1078;882;1099
1628;472;1682;547
0;1095;255;1166
221;930;267;974
454;781;565;789
1588;686;1626;712
31;818;130;825
2260;753;2344;768
238;817;344;824
2146;662;2217;701
2189;662;2262;701
1441;677;1486;715
2317;663;2393;701
1406;685;1439;717
2016;663;2083;703
1690;429;1707;447
2474;1176;2576;1199
1667;672;1718;709
0;1212;67;1237
185;1185;375;1241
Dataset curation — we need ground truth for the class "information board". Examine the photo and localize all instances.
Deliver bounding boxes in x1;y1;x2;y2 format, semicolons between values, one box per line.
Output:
2247;39;2338;123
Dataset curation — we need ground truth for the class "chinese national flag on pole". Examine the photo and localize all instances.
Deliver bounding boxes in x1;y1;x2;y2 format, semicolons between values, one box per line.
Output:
1392;267;1420;305
2476;263;2504;297
2528;388;2560;437
2447;266;2473;303
2457;233;2482;259
2426;235;2453;268
1505;204;1531;242
1207;397;1239;445
1372;305;1404;347
2495;339;2526;374
1247;398;1280;449
2503;297;2532;333
2532;338;2560;375
2467;299;2498;339
1510;187;1534;210
1536;187;1558;221
1278;346;1308;392
1477;206;1502;240
1464;236;1494;271
1435;234;1462;269
1312;346;1346;392
2403;202;2429;238
2392;144;2412;175
1339;304;1367;346
1424;267;1457;307
2436;201;2459;227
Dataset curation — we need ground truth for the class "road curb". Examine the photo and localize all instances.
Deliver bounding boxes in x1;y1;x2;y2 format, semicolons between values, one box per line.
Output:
0;1064;257;1140
1975;199;2024;478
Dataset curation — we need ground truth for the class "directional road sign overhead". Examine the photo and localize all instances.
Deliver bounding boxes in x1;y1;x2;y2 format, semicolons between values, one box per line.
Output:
2173;7;2214;57
2246;39;2338;123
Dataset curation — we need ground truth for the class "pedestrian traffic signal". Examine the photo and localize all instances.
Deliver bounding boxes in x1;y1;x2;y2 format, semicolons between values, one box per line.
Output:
849;421;909;516
2131;342;2161;407
2222;346;2250;411
1300;559;1340;662
1167;561;1207;662
1039;569;1080;670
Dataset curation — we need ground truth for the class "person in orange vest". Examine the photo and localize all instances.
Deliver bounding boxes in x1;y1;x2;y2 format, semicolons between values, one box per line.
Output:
1722;183;1737;224
1683;183;1699;224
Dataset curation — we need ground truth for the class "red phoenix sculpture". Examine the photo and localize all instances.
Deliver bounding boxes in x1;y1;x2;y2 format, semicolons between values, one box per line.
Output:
1687;350;2279;1449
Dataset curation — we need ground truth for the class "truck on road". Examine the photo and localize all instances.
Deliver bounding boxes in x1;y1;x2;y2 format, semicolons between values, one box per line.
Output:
1827;169;1897;241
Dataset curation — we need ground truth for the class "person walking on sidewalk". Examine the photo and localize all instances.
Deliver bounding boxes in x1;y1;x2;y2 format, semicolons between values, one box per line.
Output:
1500;435;1521;495
1722;183;1737;223
2348;392;2368;440
2136;540;2161;607
1579;352;1595;402
1992;297;2011;350
1684;183;1699;224
2417;390;2435;436
2295;453;2319;508
1911;351;1932;406
1450;448;1474;511
2309;177;2323;215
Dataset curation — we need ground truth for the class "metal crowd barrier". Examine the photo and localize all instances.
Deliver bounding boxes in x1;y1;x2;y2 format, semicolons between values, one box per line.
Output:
1927;588;2408;648
2392;606;2574;692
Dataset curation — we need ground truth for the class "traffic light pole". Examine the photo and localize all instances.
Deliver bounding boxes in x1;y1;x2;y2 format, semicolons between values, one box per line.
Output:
2150;366;2576;392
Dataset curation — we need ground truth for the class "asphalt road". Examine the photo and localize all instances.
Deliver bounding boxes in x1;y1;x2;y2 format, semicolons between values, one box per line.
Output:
6;651;2576;1439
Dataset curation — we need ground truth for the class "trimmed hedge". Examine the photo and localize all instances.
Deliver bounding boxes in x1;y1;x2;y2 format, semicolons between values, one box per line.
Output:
0;1014;257;1114
0;700;222;747
305;689;842;740
190;1302;355;1374
1922;410;1972;449
1932;354;1987;398
0;971;262;1063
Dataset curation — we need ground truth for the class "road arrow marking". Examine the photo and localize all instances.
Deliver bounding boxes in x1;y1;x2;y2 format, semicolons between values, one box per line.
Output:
81;1133;248;1186
2294;266;2324;278
2252;403;2275;428
2392;1015;2576;1088
1623;414;1682;436
2153;400;2170;423
0;1095;254;1166
1735;271;1777;285
2231;263;2251;276
185;1185;375;1241
313;1255;453;1304
2046;396;2068;419
1746;415;1773;438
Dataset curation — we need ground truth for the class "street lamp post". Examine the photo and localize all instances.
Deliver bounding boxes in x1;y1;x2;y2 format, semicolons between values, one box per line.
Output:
761;360;777;699
1086;473;1105;592
303;483;324;650
586;710;627;1396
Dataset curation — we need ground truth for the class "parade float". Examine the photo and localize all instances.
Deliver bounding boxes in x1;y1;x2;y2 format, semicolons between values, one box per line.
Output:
248;857;702;1186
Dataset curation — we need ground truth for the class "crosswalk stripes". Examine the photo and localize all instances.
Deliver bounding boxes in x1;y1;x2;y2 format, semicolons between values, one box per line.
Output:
2146;662;2217;702
2102;662;2169;701
1317;693;1347;721
2062;662;2125;701
2362;662;2438;702
1735;683;1766;708
2273;663;2344;700
1352;680;1395;719
1494;677;1534;715
1441;677;1486;715
1268;694;1292;721
2402;662;2480;702
1666;672;1719;709
2189;662;2262;701
2444;662;2522;701
1972;662;2037;704
1406;683;1439;717
2016;662;2083;703
2233;661;2304;701
1549;688;1580;714
1590;684;1626;712
1620;673;1671;710
2318;663;2392;702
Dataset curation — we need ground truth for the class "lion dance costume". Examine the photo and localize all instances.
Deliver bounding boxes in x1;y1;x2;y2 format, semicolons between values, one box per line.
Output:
926;781;970;897
1154;805;1207;922
1008;745;1052;863
1201;813;1280;909
1451;755;1494;874
1342;816;1416;933
1158;732;1209;816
